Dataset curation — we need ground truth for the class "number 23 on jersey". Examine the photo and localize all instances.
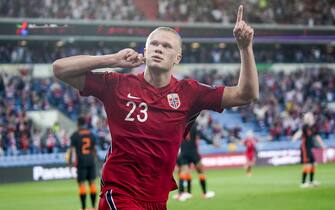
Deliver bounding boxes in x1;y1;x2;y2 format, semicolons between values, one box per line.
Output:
124;100;148;122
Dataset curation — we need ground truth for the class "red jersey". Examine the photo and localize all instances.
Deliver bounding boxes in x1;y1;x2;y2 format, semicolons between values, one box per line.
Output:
244;137;256;157
81;71;224;202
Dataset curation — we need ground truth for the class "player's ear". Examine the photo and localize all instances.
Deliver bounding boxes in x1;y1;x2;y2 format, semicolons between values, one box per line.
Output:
174;53;182;64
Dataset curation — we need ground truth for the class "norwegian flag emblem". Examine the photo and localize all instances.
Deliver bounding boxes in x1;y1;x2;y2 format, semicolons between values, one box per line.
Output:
167;93;181;109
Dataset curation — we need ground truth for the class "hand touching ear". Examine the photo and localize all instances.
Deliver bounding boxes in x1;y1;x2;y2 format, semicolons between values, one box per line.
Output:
115;48;145;68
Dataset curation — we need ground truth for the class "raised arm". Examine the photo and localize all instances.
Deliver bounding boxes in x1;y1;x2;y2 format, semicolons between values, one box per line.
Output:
52;48;144;90
222;5;259;108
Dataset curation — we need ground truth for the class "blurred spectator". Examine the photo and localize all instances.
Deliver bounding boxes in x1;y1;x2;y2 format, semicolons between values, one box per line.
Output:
1;42;334;64
58;128;70;152
6;131;18;156
0;74;5;98
44;128;58;153
187;66;335;142
1;0;334;25
0;72;108;156
0;124;4;156
31;128;42;154
227;126;242;143
0;0;144;21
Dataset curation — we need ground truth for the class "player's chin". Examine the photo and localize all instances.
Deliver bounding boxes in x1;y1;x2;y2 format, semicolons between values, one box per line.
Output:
148;63;169;72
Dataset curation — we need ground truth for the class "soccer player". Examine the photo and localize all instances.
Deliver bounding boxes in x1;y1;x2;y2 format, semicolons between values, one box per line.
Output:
53;5;258;210
175;122;215;201
293;112;326;188
68;117;98;210
243;130;257;176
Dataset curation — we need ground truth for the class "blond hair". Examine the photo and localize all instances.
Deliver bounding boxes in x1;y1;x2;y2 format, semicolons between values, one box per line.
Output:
146;27;182;53
303;112;315;126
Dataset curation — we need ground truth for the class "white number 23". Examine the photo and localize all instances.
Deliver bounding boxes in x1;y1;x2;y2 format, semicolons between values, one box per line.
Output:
125;101;148;122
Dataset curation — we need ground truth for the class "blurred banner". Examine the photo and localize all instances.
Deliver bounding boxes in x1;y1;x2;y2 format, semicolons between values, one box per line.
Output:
1;19;334;43
1;148;334;184
0;165;75;184
0;163;104;184
200;147;335;169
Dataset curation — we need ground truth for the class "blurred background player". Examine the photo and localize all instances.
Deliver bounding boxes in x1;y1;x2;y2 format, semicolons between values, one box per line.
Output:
243;130;257;176
293;112;326;188
68;117;98;210
175;122;215;201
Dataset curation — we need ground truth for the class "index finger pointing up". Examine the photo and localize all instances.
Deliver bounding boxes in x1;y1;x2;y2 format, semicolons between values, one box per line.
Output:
236;5;243;24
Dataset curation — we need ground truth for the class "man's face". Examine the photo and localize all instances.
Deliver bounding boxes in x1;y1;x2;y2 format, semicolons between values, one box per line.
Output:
144;30;182;72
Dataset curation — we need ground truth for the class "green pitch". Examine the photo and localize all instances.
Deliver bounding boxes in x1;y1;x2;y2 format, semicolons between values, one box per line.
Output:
1;163;334;210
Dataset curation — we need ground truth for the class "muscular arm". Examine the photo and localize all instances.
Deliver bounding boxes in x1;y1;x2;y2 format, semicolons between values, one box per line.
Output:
52;49;144;90
53;55;113;90
222;5;259;108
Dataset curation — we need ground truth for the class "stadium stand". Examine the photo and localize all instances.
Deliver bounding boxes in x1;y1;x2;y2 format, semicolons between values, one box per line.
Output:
197;67;335;138
0;72;109;156
0;42;334;64
0;66;334;159
1;0;334;25
0;0;145;20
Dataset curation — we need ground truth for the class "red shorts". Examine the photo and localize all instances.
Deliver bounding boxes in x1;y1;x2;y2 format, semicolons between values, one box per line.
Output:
99;189;167;210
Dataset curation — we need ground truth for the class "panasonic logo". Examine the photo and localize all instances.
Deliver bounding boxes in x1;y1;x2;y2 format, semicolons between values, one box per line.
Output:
33;166;77;181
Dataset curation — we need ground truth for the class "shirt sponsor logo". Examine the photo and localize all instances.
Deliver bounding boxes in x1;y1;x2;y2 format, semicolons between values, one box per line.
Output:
167;93;181;109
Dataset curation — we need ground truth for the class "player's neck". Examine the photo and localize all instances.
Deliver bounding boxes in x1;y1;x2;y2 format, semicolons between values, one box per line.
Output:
144;68;172;88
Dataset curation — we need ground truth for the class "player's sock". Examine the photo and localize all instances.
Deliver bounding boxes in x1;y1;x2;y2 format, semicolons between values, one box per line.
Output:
185;173;192;194
187;180;192;193
90;183;97;208
309;172;314;183
246;166;252;176
80;194;87;210
199;174;207;194
178;173;186;194
79;184;87;210
310;165;315;183
301;165;309;184
302;172;307;184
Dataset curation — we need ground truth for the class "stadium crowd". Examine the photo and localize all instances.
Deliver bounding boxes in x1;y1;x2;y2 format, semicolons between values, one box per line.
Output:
0;72;110;156
1;0;334;25
0;0;144;21
157;0;335;25
1;42;334;64
0;66;334;156
255;67;335;141
191;67;335;141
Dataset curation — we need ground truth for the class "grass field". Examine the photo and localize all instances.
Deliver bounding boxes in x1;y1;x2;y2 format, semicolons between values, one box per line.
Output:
1;163;334;210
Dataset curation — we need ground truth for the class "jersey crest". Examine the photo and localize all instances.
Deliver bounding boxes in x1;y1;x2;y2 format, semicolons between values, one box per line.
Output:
167;93;181;109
